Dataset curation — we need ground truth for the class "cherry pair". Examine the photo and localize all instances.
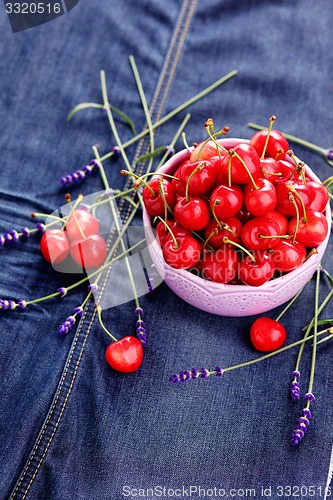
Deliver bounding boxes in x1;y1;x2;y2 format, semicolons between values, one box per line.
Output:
40;209;107;270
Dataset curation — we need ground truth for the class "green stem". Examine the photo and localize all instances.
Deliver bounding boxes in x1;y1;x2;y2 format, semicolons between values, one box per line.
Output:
294;279;333;373
25;237;145;306
275;285;307;322
98;69;238;164
93;146;141;309
220;327;331;375
260;116;276;159
96;306;118;342
129;55;155;174
307;268;320;394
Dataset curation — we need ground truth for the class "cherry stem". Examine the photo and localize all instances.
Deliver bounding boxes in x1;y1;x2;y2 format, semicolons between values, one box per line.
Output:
140;172;179;181
120;170;156;195
156;216;178;248
211;201;222;229
203;229;218;249
227;154;232;187
185;162;205;202
288;194;300;244
204;124;229;159
229;149;259;190
287;185;308;222
96;305;118;342
32;213;63;222
261;168;282;178
181;132;193;154
158;179;173;221
260;115;276;160
222;236;256;262
64;194;86;238
258;234;292;240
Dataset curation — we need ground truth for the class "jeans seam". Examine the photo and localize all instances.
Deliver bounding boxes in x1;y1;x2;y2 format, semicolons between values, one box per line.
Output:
9;1;198;497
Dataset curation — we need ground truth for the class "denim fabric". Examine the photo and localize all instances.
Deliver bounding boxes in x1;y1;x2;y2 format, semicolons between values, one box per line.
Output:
0;1;332;499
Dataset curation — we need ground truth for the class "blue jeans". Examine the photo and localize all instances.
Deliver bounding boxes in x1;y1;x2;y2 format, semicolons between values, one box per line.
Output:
0;1;332;498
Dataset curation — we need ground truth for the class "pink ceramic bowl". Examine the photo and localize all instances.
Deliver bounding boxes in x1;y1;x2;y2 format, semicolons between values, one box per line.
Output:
143;139;331;316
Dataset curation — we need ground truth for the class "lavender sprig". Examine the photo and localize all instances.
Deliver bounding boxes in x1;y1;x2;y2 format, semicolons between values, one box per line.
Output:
60;160;99;186
291;402;313;446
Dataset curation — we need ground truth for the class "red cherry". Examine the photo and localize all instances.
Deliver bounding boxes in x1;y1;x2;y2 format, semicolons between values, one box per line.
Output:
105;336;143;373
179;160;216;197
209;155;228;185
210;184;243;219
250;317;287;352
66;209;99;242
250;129;289;160
275;180;314;216
220;143;261;184
174;197;210;231
171;166;187;197
265;210;289;235
272;240;306;273
235;206;253;225
275;159;302;183
70;234;107;269
240;216;281;250
259;157;282;184
239;250;275;287
190;140;219;162
288;210;328;248
306;180;329;213
243;178;277;216
156;220;191;247
162;236;201;269
142;178;176;217
40;229;70;264
201;247;239;283
203;217;242;249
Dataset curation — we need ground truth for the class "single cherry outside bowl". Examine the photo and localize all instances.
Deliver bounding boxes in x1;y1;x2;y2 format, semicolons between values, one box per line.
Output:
142;139;331;316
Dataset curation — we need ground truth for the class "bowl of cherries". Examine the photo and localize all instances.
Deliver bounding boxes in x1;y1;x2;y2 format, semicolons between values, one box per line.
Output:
142;120;331;316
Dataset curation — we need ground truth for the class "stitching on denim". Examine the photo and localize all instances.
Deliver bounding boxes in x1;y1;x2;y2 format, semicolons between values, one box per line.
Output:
21;308;97;500
9;304;92;499
11;1;197;497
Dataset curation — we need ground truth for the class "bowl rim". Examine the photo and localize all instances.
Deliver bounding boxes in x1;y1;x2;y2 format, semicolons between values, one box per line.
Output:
142;138;331;292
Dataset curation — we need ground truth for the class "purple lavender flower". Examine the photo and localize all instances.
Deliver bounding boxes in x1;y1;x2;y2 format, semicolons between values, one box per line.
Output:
290;371;301;401
163;145;175;157
169;367;216;383
58;315;76;335
290;396;314;446
88;283;98;293
326;149;333;161
57;287;68;298
21;227;30;240
36;222;46;233
0;299;17;311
